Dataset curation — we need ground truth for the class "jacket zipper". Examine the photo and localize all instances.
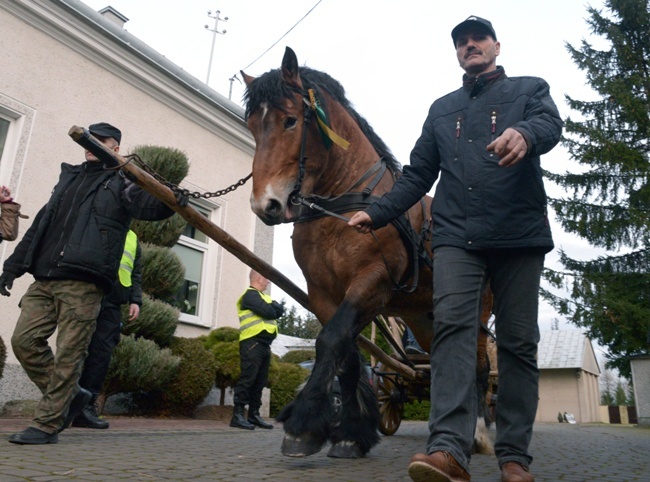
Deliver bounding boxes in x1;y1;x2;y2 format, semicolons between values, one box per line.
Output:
490;110;497;142
49;166;89;274
455;115;462;158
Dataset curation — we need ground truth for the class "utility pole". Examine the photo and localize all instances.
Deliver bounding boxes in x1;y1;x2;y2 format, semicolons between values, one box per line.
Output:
228;75;241;101
205;9;227;86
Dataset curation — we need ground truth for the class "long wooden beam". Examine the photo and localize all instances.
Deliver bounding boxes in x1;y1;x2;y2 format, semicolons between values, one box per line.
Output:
68;125;309;308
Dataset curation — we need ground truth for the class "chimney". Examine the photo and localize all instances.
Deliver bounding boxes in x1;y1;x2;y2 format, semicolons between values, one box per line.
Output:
98;6;129;28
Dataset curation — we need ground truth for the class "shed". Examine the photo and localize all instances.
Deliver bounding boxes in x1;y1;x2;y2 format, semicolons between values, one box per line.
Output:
536;330;601;423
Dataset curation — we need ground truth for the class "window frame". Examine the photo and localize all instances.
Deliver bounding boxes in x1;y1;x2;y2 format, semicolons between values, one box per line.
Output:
0;95;35;190
173;198;220;327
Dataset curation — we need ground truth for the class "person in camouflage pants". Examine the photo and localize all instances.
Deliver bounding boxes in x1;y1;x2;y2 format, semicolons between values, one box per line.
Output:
0;122;177;445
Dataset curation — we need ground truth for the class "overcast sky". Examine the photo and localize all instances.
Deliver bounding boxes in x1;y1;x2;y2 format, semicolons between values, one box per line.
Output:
82;0;611;336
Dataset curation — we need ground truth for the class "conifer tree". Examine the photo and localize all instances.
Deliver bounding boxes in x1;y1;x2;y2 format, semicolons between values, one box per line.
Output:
542;0;650;378
276;303;321;339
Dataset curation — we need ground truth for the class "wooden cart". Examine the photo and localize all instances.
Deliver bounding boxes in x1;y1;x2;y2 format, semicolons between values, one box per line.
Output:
368;313;497;436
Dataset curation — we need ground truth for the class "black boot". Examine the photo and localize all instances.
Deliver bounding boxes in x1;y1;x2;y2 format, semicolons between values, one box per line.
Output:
60;387;92;432
72;395;109;429
230;404;255;430
248;408;273;429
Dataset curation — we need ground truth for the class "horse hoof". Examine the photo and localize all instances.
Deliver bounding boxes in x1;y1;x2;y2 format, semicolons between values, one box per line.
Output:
327;441;365;459
281;433;323;457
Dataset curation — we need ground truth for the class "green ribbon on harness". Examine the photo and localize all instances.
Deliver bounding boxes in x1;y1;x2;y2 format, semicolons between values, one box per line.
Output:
308;89;350;151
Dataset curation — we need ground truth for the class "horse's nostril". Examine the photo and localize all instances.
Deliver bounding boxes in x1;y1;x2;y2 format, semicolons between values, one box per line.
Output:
265;199;282;217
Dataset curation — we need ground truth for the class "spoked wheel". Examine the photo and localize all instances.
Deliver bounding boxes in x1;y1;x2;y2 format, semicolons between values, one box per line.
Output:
372;363;404;436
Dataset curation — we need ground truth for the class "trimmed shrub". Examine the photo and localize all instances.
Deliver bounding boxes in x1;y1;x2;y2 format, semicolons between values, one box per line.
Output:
210;341;240;405
403;399;430;421
131;214;187;248
268;359;310;417
130;145;189;184
280;349;315;364
201;327;241;405
103;334;180;399
0;336;6;380
155;337;218;416
140;243;185;302
201;326;240;345
121;294;179;347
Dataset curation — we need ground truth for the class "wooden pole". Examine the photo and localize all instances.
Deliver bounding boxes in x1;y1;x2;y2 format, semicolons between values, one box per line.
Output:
68;125;309;309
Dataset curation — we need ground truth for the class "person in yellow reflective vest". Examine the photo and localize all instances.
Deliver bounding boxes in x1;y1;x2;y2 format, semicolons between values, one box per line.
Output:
231;269;285;430
73;229;142;429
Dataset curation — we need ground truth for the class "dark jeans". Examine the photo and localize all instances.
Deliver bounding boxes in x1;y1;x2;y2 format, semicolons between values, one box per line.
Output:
428;246;544;471
233;337;271;411
78;302;122;396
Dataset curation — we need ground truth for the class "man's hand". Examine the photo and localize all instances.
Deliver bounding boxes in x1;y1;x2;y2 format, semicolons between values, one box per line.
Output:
128;303;140;321
486;128;528;167
175;191;189;207
0;185;11;203
271;300;285;318
0;272;16;296
348;211;373;234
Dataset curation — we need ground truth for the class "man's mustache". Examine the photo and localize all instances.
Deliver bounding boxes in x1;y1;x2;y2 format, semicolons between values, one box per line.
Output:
465;47;482;59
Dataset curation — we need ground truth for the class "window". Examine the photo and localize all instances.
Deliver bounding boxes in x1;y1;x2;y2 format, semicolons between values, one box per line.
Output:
171;201;215;324
0;117;9;160
0;95;35;190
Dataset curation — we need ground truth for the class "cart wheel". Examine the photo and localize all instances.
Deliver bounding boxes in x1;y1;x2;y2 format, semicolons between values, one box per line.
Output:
372;364;403;436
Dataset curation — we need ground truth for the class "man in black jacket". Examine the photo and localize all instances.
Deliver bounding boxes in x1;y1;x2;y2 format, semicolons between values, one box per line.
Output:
0;122;175;445
349;17;562;482
73;229;142;430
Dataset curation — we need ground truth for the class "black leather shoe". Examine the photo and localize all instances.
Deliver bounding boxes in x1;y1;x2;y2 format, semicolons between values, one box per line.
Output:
60;387;92;432
230;413;255;430
248;414;274;429
9;427;58;445
72;404;109;429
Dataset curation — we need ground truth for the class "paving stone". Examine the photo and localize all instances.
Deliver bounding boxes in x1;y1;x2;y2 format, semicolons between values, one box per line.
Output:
0;419;648;481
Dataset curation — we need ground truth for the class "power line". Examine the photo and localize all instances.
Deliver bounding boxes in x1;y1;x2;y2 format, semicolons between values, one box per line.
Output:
228;0;323;93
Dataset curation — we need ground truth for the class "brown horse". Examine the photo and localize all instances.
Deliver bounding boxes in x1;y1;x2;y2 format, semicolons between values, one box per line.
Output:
242;47;492;458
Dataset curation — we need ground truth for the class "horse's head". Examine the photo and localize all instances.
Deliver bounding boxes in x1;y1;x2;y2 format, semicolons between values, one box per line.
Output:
241;47;315;225
242;47;400;226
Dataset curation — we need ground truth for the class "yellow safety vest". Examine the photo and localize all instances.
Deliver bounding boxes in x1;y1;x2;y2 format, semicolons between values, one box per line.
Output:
118;230;138;288
237;288;279;341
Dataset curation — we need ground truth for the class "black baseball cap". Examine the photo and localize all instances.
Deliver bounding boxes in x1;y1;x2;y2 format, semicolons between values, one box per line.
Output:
451;16;497;46
88;122;122;145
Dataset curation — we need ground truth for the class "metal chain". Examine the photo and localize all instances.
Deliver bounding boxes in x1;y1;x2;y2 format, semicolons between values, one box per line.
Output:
124;153;252;199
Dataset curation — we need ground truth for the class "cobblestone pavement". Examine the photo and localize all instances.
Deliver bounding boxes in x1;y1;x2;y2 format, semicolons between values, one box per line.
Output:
0;419;648;481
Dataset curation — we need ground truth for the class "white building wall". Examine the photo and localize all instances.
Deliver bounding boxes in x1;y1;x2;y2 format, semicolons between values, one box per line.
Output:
0;0;271;405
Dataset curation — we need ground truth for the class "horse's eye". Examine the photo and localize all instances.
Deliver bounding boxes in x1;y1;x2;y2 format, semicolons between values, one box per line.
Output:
284;117;297;129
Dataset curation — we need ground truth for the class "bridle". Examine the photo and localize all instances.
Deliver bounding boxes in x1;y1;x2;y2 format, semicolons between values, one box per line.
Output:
288;89;313;208
289;86;350;208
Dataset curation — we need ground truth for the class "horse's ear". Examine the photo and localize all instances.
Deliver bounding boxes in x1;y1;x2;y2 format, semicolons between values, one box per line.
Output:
281;47;303;89
241;71;256;87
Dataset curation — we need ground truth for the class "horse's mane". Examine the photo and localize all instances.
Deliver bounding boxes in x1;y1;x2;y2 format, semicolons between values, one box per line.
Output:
243;66;402;174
